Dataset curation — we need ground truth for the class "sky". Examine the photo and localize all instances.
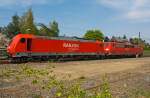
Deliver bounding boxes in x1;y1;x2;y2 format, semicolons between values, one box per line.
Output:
0;0;150;42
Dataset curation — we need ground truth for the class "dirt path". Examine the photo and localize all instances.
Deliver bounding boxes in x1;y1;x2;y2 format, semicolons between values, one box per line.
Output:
50;57;150;79
1;57;150;79
0;57;150;98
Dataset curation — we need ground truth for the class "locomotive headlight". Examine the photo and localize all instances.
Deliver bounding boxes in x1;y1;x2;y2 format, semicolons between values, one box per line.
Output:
105;48;109;51
7;46;11;52
7;46;10;50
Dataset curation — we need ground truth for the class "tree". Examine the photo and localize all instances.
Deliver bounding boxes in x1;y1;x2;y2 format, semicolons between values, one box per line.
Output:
111;36;116;42
129;38;134;43
132;38;139;44
12;14;20;32
130;37;145;45
20;13;26;33
38;21;59;37
0;27;2;32
50;21;59;36
84;30;104;41
0;33;10;47
38;23;52;36
2;14;20;38
123;35;127;39
104;36;110;42
20;8;38;34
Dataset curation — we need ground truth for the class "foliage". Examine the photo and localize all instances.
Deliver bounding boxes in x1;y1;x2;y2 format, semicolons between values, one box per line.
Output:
110;35;128;42
0;33;10;47
128;88;150;98
0;8;60;40
104;36;110;42
38;23;51;36
20;8;38;34
123;35;127;39
129;38;140;44
38;20;59;37
129;37;149;48
84;29;104;41
2;14;20;38
0;27;2;32
50;21;59;36
99;75;112;98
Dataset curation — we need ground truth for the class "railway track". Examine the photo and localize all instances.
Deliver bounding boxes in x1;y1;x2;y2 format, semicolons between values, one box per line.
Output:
1;56;149;64
0;48;10;64
0;47;149;64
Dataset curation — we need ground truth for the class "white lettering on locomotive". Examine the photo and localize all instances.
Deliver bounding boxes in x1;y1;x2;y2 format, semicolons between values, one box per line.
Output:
63;43;79;48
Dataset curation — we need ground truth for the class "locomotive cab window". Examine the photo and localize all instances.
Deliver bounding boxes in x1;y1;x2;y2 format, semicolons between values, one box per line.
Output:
20;38;26;43
116;43;125;48
104;43;109;47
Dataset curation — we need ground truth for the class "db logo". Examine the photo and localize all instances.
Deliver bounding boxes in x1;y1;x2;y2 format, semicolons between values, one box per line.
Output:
63;43;79;48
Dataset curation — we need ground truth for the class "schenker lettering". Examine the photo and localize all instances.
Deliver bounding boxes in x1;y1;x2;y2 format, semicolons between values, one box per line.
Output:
63;43;79;48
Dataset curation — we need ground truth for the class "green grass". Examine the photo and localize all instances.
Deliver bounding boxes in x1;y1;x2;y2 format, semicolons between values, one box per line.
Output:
129;88;150;98
143;50;150;57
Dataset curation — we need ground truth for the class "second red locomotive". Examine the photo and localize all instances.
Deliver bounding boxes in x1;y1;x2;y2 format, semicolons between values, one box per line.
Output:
104;42;143;58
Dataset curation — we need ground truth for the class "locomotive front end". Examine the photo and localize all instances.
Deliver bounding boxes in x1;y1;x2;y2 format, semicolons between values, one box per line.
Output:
7;34;34;58
7;37;18;57
104;42;111;55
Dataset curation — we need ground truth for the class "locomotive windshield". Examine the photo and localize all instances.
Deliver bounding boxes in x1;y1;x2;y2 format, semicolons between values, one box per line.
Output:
20;38;26;43
104;43;110;47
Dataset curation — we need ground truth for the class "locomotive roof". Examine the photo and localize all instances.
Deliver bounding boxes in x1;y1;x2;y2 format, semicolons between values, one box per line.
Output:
15;34;34;38
35;35;99;42
104;41;140;46
14;34;102;43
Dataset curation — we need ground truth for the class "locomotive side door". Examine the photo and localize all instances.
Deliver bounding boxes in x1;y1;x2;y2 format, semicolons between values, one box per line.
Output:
27;38;32;51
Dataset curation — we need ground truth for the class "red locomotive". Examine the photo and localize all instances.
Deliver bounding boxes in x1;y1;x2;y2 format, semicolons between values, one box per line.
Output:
104;42;143;58
7;34;104;62
7;34;143;62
